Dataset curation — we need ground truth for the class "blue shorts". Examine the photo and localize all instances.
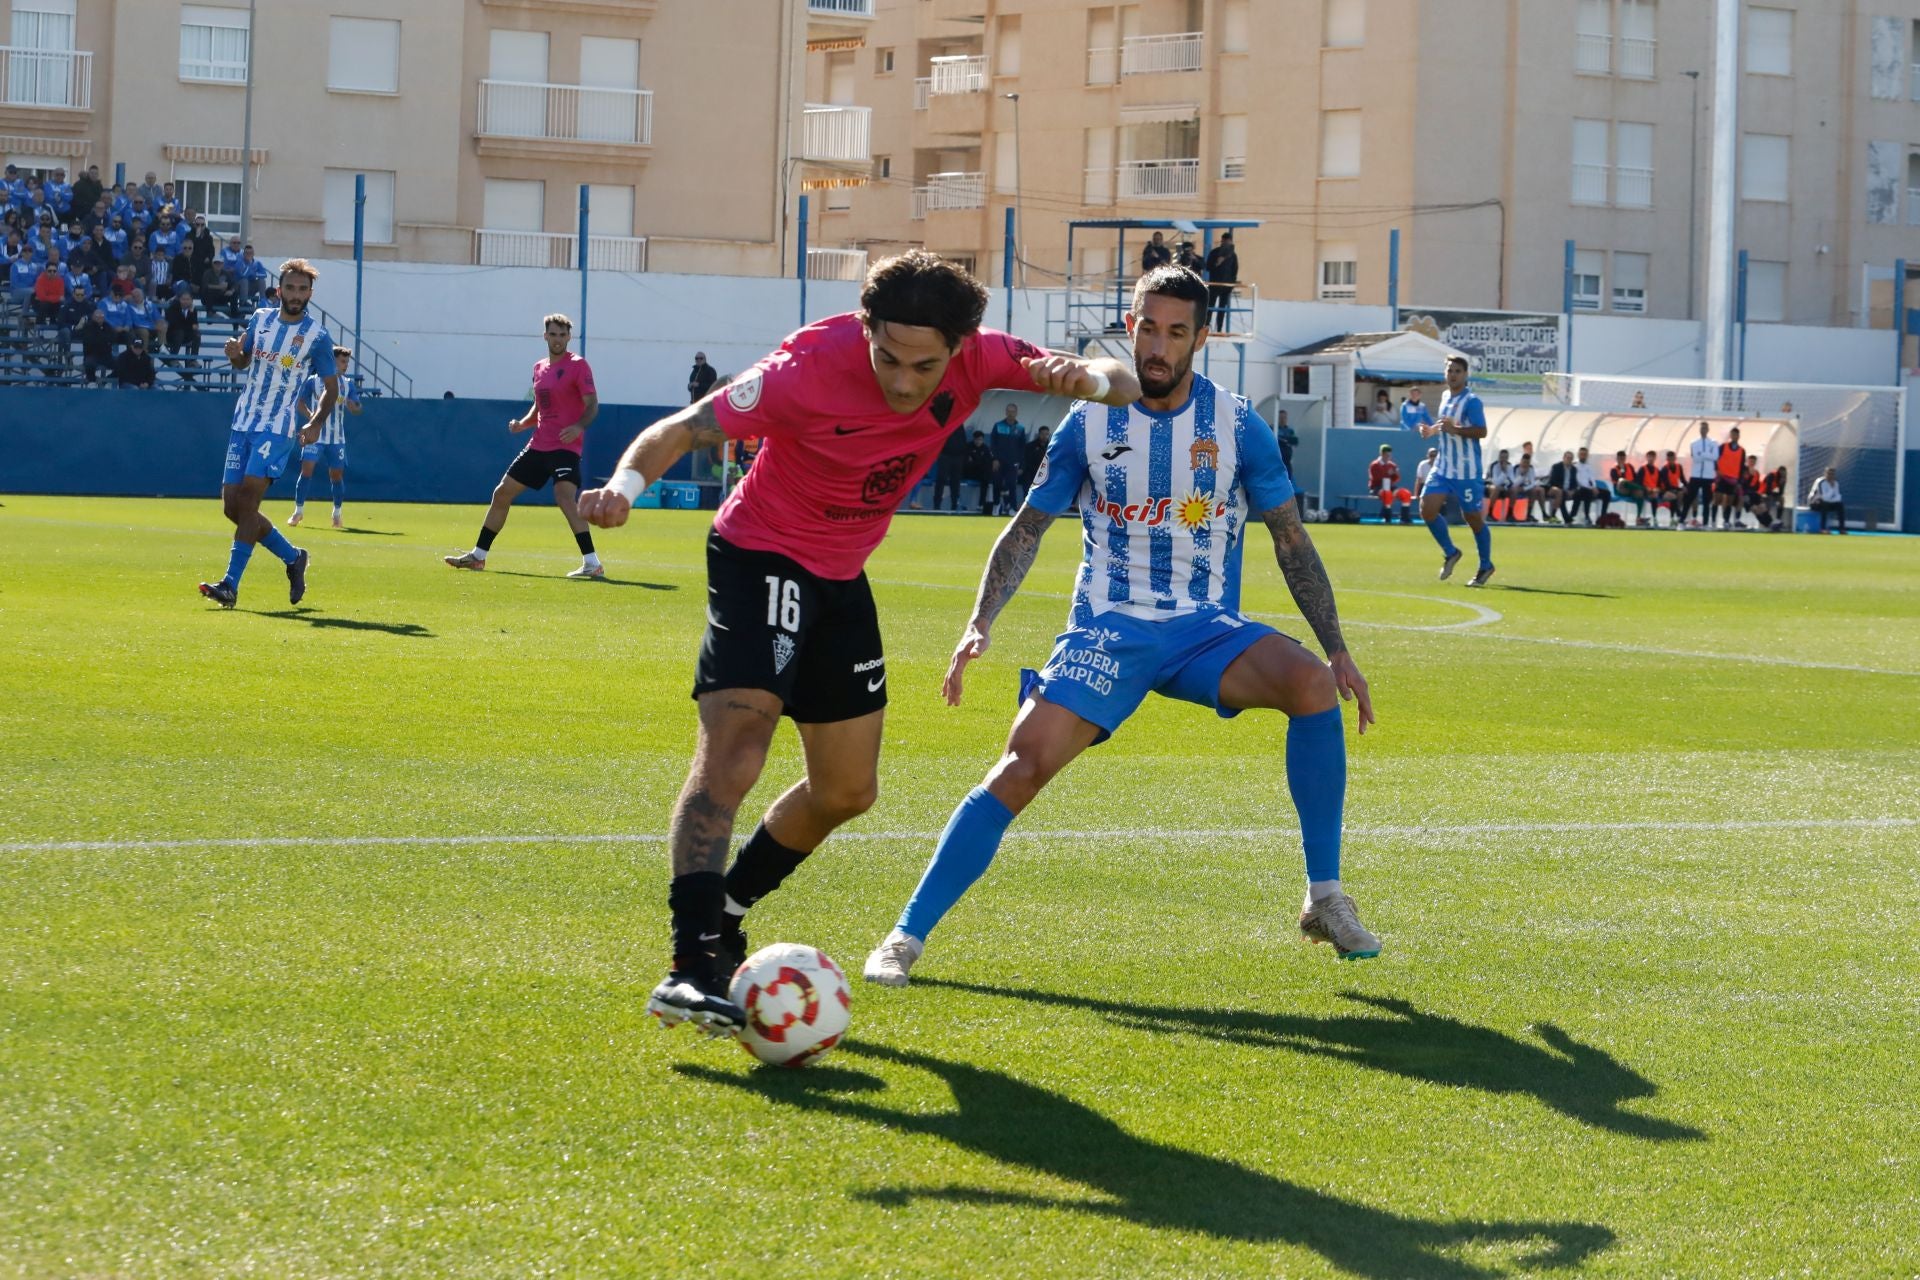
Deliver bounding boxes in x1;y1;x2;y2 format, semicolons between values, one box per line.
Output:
1422;473;1485;514
300;441;348;470
222;429;295;487
1023;607;1284;744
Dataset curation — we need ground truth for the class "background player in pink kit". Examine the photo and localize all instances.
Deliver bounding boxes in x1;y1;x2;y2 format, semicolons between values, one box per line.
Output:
576;252;1142;1031
445;313;605;579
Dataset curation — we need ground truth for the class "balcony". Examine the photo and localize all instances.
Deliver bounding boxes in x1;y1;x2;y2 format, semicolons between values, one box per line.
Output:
1086;46;1119;85
1615;166;1652;208
929;54;987;95
0;46;92;111
476;79;652;162
480;0;658;14
1619;37;1655;78
1571;162;1607;205
806;247;869;281
913;77;930;110
801;104;872;164
1574;32;1610;75
911;171;985;218
1118;157;1200;199
807;0;873;16
1121;33;1203;76
473;228;648;271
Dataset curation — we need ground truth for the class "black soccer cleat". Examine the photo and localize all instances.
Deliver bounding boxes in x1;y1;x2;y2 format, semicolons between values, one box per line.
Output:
647;967;745;1035
286;548;309;605
198;580;238;609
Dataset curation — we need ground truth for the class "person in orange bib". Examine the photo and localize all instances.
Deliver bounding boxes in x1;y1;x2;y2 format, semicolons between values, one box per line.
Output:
1368;444;1415;524
1711;426;1748;530
1610;449;1649;525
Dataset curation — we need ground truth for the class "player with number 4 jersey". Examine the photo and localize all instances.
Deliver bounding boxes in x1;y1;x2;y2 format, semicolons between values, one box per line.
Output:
575;252;1142;1034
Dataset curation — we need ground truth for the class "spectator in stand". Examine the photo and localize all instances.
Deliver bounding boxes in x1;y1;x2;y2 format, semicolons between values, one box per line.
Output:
168;244;195;299
1546;450;1580;524
158;180;179;212
219;234;244;278
1174;240;1201;272
31;246;69;323
102;214;128;262
138;171;164;209
1141;231;1171;273
147;237;172;296
1414;445;1439;497
687;350;717;403
109;185;132;224
56;275;92;338
149;209;183;262
199;258;238;318
102;288;133;345
1761;465;1789;531
1021;424;1050;489
1630;389;1647;409
1807;467;1845;533
79;195;108;233
1484;448;1518;521
114;334;156;388
1399;385;1433;433
23;185;51;227
71;165;101;221
1273;408;1298;473
125;193;154;236
1370;444;1416;523
164;284;201;383
1574;446;1611;524
933;423;967;512
987;402;1027;513
1610;449;1649;525
58;220;85;259
1711;425;1747;530
1682;421;1718;527
110;260;137;299
75;305;115;382
1203;230;1237;330
1512;451;1545;521
47;167;72;217
1369;388;1395;424
2;226;23;272
187;214;216;282
963;428;994;514
125;286;159;347
236;245;269;308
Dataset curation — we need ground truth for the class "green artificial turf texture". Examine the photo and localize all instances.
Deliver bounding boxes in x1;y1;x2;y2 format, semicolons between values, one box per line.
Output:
2;495;1916;1278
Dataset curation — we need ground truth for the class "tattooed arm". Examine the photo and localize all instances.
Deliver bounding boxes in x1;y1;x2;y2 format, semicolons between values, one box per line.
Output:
942;504;1057;705
577;394;728;526
1261;500;1375;731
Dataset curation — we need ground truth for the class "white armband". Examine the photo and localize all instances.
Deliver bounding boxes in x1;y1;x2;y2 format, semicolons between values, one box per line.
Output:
610;468;649;503
1084;369;1111;402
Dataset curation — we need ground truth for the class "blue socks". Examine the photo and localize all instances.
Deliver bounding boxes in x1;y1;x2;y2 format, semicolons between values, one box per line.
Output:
330;476;344;510
258;526;299;565
1424;514;1458;557
292;470;308;508
1472;521;1493;570
1285;706;1345;883
222;540;254;587
897;787;1016;941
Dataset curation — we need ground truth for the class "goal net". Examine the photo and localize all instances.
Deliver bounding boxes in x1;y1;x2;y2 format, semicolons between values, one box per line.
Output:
1544;373;1908;529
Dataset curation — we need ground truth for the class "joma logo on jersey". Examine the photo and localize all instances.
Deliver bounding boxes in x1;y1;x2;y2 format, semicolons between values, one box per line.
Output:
860;453;918;505
1090;493;1173;528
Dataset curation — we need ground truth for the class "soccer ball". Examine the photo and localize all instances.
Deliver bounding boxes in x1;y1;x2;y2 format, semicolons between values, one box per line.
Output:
728;943;851;1068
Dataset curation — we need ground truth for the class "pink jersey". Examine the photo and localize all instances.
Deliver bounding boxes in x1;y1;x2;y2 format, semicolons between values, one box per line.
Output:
712;313;1045;580
531;353;596;454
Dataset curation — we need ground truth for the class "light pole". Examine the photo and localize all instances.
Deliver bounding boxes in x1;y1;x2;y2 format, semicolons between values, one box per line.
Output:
1001;91;1024;286
238;0;256;246
1684;69;1700;321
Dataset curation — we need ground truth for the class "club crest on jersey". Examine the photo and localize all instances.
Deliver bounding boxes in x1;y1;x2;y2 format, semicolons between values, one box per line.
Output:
290;335;305;352
727;369;764;413
772;632;795;674
860;453;918;505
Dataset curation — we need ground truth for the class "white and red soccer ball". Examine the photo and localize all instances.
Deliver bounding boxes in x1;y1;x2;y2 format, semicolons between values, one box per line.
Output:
729;943;851;1068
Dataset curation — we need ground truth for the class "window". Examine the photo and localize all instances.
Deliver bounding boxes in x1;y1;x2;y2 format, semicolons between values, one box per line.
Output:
1223;0;1249;52
1611;252;1649;313
1319;110;1361;178
1220;115;1247;180
873;154;890;180
875;46;894;74
8;0;76;108
1745;259;1785;322
1571;118;1608;204
996;15;1021;76
1618;0;1655;77
589;183;633;236
180;5;249;83
994;130;1017;194
174;164;242;238
1869;17;1903;99
1083;126;1113;204
1317;244;1357;300
1572;249;1604;311
1746;7;1792;76
483;178;544;231
1741;133;1789;201
1324;0;1364;48
1574;0;1610;74
1867;140;1900;224
1615;121;1653;207
327;17;400;94
322;169;395;244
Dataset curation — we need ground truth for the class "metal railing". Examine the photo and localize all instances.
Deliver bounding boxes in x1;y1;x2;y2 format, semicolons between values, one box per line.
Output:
0;46;91;109
801;104;872;162
911;188;926;220
1615;166;1653;208
1574;32;1610;74
1118;157;1200;198
1618;36;1655;77
1220;156;1246;181
807;0;874;16
477;79;652;145
929;54;986;95
1571;162;1608;205
473;228;649;272
913;76;930;109
306;301;414;399
1122;32;1203;75
806;247;869;281
913;171;985;214
1086;46;1118;84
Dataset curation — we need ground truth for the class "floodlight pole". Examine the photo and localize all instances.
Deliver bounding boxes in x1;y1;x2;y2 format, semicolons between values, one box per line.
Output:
352;173;365;382
1002;92;1024;288
1704;0;1740;382
796;193;809;327
577;184;590;356
1684;70;1701;321
238;0;256;247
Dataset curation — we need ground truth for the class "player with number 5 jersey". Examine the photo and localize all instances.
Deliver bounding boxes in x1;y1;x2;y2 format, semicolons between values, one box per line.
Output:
575;252;1143;1034
197;259;337;609
1416;354;1495;588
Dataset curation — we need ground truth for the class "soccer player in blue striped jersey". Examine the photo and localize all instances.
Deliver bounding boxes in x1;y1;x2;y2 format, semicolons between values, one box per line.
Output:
865;266;1382;986
289;346;361;529
1417;354;1495;587
198;259;338;608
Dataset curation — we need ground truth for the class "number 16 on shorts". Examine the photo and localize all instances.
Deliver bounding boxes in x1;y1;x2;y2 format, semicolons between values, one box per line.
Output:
766;575;801;631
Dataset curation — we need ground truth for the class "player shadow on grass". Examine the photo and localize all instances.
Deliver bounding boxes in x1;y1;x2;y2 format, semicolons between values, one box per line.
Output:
255;607;433;638
1485;584;1616;599
919;982;1702;1143
330;526;405;537
484;570;677;590
680;1042;1613;1279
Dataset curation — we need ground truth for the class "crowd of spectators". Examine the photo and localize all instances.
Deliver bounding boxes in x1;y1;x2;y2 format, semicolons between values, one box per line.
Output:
911;400;1049;515
0;163;273;386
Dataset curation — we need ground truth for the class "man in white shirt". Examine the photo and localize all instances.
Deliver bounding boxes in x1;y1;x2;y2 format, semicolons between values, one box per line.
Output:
1573;446;1611;525
1414;446;1438;495
1512;452;1545;522
1683;422;1719;528
1485;449;1518;522
1807;467;1846;533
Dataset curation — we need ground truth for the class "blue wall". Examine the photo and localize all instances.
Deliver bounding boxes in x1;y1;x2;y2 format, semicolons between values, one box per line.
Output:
0;389;688;505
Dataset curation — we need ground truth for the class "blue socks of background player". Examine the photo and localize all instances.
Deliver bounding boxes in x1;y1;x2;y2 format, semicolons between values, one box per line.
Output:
1424;514;1458;557
1286;706;1345;883
1472;521;1493;570
330;476;344;512
897;787;1015;941
258;526;299;565
222;540;254;587
292;470;308;510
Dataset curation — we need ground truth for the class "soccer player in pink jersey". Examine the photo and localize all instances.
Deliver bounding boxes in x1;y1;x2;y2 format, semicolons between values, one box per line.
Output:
445;313;605;578
578;252;1141;1032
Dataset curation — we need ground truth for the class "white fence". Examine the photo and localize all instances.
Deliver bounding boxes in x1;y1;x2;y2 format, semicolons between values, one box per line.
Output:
1615;166;1652;208
1619;37;1656;78
1574;32;1610;74
1086;47;1118;84
807;0;874;16
801;104;872;163
1121;32;1203;75
806;248;869;282
0;45;91;109
1571;163;1608;205
478;80;653;145
929;54;987;95
912;171;985;218
473;229;648;272
1118;158;1200;198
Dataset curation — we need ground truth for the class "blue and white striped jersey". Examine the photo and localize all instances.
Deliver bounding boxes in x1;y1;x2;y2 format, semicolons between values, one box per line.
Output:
1431;388;1487;480
230;307;334;437
1027;375;1295;624
299;372;354;445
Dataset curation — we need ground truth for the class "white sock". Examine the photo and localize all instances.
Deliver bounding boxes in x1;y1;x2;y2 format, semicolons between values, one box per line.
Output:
1308;878;1342;901
293;503;304;513
470;547;487;560
723;896;747;917
583;552;602;569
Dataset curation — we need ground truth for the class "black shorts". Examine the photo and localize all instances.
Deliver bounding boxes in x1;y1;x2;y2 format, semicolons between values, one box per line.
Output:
1713;477;1740;497
693;531;886;724
506;446;583;491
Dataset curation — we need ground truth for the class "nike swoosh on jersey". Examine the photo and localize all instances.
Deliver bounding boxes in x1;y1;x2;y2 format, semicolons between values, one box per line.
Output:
833;424;871;436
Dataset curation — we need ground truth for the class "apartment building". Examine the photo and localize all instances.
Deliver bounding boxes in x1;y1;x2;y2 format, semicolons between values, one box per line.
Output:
805;0;1920;326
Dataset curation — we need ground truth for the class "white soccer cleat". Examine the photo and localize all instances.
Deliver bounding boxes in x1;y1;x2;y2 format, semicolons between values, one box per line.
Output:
566;563;606;580
287;509;303;527
1299;892;1382;961
862;929;925;987
444;551;486;570
331;510;343;529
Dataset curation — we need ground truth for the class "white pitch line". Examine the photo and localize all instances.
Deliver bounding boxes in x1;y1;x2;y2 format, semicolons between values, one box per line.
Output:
3;816;1913;856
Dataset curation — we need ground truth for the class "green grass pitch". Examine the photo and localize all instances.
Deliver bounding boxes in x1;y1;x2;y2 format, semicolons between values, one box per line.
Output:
2;494;1916;1278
